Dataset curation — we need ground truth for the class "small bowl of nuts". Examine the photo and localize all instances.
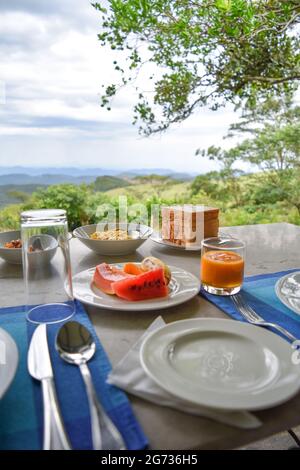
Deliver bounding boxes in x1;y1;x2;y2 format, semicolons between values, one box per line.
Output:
73;223;153;256
0;230;58;265
0;230;23;264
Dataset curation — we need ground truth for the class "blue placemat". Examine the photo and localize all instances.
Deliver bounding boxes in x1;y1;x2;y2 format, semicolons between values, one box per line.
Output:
0;301;148;450
200;269;300;341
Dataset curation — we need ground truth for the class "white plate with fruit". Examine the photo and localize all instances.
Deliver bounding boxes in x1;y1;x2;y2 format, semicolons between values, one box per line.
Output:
72;256;200;311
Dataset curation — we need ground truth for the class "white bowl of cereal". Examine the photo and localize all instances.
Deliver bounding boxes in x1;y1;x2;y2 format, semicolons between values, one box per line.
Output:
73;223;153;255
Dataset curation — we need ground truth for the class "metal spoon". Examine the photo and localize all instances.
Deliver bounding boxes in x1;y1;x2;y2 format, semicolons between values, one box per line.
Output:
75;227;90;239
128;227;152;240
56;321;126;450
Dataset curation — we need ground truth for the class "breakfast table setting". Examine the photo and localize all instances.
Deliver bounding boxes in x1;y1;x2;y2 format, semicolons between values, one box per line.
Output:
0;206;300;450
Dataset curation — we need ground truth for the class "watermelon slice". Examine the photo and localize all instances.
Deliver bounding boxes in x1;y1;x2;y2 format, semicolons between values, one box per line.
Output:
93;263;133;295
112;268;168;301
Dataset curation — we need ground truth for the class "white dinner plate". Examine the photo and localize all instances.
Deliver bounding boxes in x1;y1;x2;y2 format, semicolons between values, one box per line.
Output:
0;327;19;399
140;318;300;411
275;272;300;316
72;264;200;311
151;232;202;251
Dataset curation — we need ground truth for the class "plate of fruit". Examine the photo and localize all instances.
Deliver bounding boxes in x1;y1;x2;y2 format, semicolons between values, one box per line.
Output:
72;256;200;311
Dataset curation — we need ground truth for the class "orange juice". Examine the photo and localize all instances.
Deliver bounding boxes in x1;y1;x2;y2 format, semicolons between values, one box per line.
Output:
201;250;244;289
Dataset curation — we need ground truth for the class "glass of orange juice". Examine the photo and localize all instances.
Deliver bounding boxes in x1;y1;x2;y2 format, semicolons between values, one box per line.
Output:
201;237;245;296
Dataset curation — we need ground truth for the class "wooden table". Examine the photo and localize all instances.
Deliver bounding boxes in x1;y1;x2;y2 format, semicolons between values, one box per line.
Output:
1;222;300;449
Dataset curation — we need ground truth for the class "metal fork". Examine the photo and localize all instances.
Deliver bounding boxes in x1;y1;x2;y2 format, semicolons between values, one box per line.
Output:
232;294;296;343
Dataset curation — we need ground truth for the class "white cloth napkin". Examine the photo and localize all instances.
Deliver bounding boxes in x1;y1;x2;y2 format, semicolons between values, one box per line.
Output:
107;316;262;429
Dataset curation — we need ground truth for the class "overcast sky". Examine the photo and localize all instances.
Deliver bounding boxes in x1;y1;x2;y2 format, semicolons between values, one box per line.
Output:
0;0;240;173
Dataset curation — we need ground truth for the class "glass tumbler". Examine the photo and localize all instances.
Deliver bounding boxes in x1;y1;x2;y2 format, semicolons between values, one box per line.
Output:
21;209;75;324
201;237;246;296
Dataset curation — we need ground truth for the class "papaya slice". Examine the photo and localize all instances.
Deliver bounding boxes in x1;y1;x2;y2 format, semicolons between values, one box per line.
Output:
123;262;143;276
93;263;134;295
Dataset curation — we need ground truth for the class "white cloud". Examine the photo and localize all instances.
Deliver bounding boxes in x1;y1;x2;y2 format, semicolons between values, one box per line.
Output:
0;0;239;173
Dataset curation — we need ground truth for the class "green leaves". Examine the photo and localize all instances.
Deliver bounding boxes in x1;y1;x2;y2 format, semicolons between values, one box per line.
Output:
196;90;300;216
94;0;300;133
32;185;89;230
215;0;232;11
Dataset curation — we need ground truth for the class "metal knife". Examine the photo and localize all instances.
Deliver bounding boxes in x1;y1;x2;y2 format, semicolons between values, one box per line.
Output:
28;324;72;450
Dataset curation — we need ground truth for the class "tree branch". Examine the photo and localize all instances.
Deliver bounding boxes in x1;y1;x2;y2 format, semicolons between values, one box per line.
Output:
244;75;300;85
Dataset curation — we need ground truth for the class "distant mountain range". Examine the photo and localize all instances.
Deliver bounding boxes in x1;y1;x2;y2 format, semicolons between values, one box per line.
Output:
0;166;121;177
0;167;196;208
0;173;96;186
0;167;195;186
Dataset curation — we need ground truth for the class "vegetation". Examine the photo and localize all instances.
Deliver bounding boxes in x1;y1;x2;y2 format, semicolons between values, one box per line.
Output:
93;175;130;192
0;167;299;232
0;3;299;231
0;184;47;208
94;0;300;134
0;89;299;231
196;90;300;214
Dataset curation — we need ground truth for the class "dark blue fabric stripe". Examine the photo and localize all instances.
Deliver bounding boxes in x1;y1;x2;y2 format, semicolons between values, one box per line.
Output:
0;301;148;450
244;268;300;284
200;269;300;342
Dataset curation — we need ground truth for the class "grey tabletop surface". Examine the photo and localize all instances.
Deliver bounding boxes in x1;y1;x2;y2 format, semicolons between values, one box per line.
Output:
1;222;300;449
